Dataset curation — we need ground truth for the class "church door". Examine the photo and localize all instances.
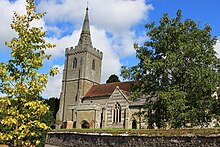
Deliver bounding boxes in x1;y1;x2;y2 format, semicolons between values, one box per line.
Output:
132;120;137;129
81;120;90;128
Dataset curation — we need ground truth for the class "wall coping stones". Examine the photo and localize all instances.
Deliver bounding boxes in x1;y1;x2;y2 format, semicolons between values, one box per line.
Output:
48;128;220;137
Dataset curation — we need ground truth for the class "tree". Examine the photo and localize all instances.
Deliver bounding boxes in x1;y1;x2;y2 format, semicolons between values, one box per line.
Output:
106;74;120;83
44;97;60;129
0;0;58;146
121;10;220;128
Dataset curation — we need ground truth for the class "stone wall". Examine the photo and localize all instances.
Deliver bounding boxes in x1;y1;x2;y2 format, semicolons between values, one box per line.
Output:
47;130;220;147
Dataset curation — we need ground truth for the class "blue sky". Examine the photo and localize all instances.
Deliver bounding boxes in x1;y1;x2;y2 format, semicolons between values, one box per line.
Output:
0;0;219;98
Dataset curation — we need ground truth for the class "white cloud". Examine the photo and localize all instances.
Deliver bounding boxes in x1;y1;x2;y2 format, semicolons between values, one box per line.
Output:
42;65;64;98
37;0;152;60
1;0;152;98
38;0;152;33
0;0;46;50
0;93;7;97
90;26;121;82
45;29;81;58
0;0;26;47
215;38;220;58
38;0;152;83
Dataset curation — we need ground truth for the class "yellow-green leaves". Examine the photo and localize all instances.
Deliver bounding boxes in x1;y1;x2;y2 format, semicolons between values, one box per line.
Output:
0;0;56;146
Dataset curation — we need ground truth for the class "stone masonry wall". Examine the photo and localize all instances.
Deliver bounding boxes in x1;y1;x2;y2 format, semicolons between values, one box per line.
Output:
47;131;220;147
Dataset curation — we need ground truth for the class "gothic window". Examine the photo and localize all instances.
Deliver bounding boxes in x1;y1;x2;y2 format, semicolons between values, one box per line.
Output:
113;102;121;123
92;59;95;70
73;58;77;68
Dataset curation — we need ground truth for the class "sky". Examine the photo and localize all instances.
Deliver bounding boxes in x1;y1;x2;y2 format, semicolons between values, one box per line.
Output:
0;0;219;98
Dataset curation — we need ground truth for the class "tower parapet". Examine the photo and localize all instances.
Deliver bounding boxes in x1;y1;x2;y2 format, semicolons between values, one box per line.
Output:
65;46;103;59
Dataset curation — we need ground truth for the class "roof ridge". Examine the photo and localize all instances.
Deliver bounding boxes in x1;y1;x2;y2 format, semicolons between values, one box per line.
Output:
96;81;133;86
83;81;133;98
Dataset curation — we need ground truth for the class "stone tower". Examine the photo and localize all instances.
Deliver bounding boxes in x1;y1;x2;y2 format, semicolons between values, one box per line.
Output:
56;8;103;129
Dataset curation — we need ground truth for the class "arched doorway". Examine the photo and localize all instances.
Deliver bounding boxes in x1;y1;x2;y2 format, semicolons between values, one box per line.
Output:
132;120;137;129
81;120;90;128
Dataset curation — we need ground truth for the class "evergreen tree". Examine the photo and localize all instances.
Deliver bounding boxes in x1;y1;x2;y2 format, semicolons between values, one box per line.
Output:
0;0;58;146
121;10;220;128
44;97;60;129
106;74;120;83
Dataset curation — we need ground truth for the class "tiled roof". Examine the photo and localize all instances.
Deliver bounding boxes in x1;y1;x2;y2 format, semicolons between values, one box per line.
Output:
84;81;132;98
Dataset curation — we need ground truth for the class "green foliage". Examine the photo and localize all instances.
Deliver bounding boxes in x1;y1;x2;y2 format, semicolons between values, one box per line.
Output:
106;74;120;83
0;0;58;146
44;97;60;129
121;10;220;128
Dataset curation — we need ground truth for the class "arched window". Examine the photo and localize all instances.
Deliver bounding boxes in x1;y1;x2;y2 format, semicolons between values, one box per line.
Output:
73;58;77;68
113;102;121;123
92;59;95;70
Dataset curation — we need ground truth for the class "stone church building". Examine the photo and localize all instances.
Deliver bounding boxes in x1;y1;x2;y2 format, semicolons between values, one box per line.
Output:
56;8;146;129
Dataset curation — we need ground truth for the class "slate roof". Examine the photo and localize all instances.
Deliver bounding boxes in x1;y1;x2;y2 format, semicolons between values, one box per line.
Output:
84;81;132;98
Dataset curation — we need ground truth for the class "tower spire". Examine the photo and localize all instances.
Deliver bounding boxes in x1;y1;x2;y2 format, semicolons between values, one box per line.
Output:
77;7;92;47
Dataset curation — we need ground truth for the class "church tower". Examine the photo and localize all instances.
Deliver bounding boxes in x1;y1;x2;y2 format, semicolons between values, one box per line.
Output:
56;8;103;128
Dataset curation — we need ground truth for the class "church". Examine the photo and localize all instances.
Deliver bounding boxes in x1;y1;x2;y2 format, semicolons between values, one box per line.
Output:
56;8;146;129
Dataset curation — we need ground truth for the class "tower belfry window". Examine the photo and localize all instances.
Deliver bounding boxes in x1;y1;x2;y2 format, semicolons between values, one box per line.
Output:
92;59;95;70
73;58;77;68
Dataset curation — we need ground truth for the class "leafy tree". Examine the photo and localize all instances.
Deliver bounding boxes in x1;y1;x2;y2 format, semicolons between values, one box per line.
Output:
44;97;60;129
121;10;220;128
106;74;120;83
0;0;58;146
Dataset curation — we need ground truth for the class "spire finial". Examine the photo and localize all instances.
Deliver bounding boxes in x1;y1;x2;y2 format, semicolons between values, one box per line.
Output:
86;2;89;10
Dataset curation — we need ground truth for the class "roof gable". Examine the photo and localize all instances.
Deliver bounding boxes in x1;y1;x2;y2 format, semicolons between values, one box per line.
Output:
84;81;132;98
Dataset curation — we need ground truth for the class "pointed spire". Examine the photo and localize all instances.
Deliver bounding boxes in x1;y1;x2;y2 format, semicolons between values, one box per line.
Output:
77;7;92;47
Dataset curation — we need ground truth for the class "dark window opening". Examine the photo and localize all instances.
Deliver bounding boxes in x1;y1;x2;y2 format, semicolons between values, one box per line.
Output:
92;59;95;70
100;113;103;128
73;58;77;68
75;95;77;102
